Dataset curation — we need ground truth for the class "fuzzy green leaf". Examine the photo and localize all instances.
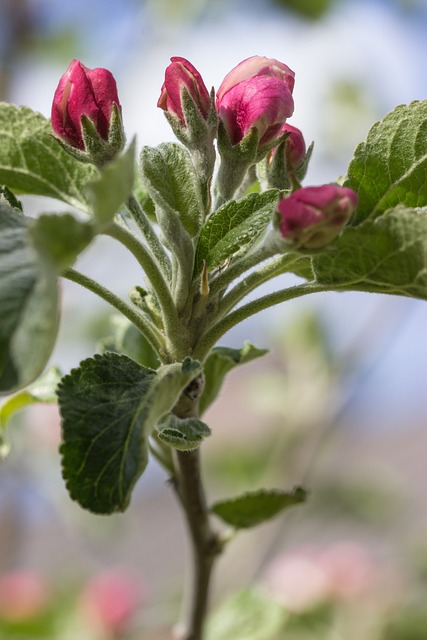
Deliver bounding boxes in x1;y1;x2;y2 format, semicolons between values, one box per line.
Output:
58;353;202;514
345;100;427;224
211;487;307;529
29;213;95;272
199;342;268;416
312;206;427;299
87;139;136;226
0;104;97;210
195;190;279;274
140;142;203;237
206;589;287;640
157;414;211;451
0;205;58;394
0;366;61;458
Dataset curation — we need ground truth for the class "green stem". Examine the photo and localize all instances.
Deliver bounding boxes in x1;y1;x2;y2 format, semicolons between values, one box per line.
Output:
62;267;165;355
194;282;328;361
126;193;171;278
214;158;249;209
173;448;222;640
104;222;179;339
208;242;278;298
213;253;304;320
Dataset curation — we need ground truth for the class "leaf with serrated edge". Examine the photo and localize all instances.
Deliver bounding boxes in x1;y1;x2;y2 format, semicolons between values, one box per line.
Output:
157;414;211;451
345;100;427;224
211;487;307;529
87;139;136;227
58;353;202;514
0;204;58;393
0;104;97;210
312;206;427;300
194;190;279;275
199;342;268;416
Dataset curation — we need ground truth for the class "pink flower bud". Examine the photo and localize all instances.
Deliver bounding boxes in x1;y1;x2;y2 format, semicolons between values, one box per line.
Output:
158;56;210;126
277;123;307;170
276;185;358;249
216;55;295;147
51;59;121;150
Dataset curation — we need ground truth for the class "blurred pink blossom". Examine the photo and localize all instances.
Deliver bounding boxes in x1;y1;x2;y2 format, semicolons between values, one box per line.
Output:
79;568;143;634
0;570;50;621
262;541;378;612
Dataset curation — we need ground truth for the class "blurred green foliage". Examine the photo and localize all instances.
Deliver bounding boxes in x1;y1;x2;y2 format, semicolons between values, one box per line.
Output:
272;0;335;20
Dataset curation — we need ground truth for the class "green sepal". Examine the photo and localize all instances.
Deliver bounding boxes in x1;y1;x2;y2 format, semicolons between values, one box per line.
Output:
0;205;58;394
217;121;259;164
199;342;269;416
0;366;61;459
211;486;307;529
163;87;217;188
107;103;126;153
86;138;136;227
345;100;427;225
53;135;93;164
260;137;314;190
157;414;211;451
194;190;279;275
296;140;314;182
164;86;216;150
28;213;95;272
58;353;202;514
0;103;97;210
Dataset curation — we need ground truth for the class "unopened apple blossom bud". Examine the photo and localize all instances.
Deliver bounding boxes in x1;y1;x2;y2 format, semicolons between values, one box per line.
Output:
280;124;306;169
158;56;211;126
276;185;358;249
158;57;217;189
265;123;312;189
214;56;295;205
216;55;295;150
51;59;125;166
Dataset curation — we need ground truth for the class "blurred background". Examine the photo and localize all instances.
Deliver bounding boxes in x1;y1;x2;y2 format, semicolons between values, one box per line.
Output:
1;0;427;638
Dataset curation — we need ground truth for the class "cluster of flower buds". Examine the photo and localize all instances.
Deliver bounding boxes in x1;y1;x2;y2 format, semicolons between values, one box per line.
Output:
51;55;358;249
